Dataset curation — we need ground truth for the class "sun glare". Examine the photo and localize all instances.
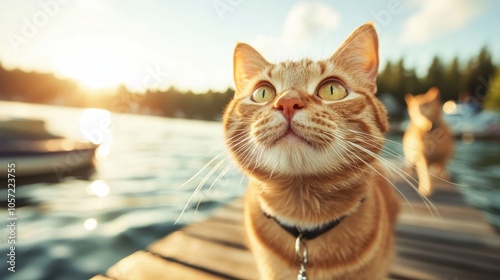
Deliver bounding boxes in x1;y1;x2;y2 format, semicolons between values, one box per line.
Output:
54;40;134;90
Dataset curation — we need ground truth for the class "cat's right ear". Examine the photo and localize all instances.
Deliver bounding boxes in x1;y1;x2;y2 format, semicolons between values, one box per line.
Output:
329;23;379;93
234;43;270;96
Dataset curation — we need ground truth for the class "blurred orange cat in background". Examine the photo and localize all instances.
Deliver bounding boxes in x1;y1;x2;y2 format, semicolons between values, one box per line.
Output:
403;88;455;196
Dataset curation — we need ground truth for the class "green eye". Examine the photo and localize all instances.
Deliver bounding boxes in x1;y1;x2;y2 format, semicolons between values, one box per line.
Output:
252;85;276;103
317;81;347;101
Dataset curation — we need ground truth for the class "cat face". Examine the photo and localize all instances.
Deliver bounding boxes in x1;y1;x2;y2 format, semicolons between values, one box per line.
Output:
223;24;388;177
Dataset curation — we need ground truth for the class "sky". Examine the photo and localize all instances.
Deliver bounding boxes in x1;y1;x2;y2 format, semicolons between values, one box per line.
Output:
0;0;499;93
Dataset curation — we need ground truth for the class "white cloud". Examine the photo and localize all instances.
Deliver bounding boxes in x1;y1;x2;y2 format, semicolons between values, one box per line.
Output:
253;2;340;60
400;0;486;44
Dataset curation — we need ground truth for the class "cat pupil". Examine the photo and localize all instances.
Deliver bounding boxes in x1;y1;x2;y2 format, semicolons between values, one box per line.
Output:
330;85;334;95
262;89;266;98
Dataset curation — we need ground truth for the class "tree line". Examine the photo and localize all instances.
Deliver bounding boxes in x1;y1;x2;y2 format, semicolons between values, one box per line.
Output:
378;47;497;114
0;46;498;121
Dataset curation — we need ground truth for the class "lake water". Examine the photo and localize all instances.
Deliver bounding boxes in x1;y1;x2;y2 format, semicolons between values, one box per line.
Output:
1;101;499;280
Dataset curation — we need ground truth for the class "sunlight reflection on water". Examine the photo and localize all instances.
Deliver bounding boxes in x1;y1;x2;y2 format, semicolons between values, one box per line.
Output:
84;218;98;231
87;180;110;197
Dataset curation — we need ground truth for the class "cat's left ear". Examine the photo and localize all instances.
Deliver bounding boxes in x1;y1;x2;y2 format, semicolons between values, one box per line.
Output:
233;43;270;96
329;23;379;93
405;94;414;105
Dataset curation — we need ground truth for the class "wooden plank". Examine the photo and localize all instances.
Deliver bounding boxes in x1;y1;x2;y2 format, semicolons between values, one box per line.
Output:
181;218;246;248
390;257;445;280
396;223;500;250
392;254;498;280
395;241;500;278
400;202;487;221
398;211;497;236
225;199;244;210
397;236;500;261
389;256;499;280
106;251;223;280
148;231;258;280
210;204;244;223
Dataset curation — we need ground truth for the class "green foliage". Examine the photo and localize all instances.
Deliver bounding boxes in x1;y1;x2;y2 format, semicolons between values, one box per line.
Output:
0;63;80;104
464;47;496;101
107;86;234;121
484;67;500;111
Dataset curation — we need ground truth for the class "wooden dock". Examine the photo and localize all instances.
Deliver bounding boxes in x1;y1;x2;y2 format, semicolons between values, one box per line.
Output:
91;177;500;280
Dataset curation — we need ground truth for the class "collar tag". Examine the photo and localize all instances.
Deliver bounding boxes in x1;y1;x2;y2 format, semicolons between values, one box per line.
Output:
295;234;308;279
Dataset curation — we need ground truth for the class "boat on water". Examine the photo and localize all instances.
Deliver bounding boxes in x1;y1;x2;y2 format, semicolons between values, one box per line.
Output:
0;118;98;178
443;107;500;140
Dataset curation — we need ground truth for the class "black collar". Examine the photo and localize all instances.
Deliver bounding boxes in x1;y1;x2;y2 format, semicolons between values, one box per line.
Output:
263;212;346;240
262;198;365;240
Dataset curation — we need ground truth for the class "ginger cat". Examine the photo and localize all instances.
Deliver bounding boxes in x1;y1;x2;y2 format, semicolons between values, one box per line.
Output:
223;23;400;279
403;88;454;196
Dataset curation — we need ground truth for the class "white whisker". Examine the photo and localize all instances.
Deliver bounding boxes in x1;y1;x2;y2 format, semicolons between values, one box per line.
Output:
347;141;440;216
347;128;463;187
343;140;417;213
175;156;228;224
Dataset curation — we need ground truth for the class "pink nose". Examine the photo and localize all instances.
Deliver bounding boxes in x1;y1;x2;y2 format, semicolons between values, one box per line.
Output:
274;96;304;121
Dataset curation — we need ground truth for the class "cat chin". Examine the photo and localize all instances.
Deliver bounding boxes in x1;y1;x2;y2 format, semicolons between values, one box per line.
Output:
254;142;347;176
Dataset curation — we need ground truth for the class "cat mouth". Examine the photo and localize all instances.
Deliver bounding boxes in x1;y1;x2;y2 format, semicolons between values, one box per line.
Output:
283;130;300;139
275;128;311;146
